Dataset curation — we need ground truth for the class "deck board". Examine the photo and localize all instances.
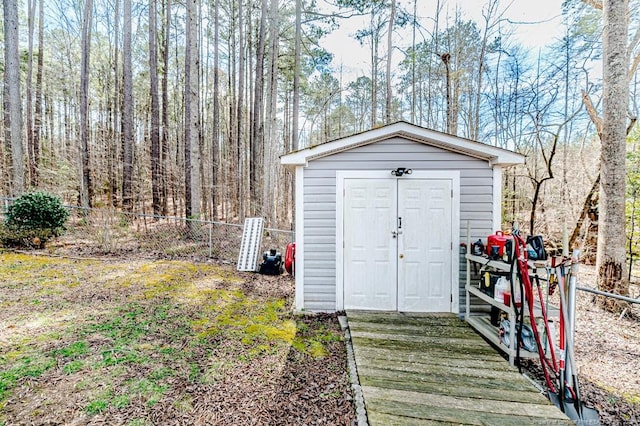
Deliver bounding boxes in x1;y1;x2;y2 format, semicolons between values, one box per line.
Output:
347;311;571;425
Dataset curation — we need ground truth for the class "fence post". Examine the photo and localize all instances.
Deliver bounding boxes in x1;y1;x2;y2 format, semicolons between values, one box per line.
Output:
209;222;213;258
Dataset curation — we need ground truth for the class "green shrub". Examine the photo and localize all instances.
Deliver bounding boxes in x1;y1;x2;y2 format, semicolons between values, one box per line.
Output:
2;192;69;248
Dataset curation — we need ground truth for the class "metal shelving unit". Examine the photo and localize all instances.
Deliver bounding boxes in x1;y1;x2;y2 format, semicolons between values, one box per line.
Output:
465;253;558;366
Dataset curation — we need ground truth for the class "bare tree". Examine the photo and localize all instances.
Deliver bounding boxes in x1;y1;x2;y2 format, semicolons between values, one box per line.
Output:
251;0;268;215
161;0;171;214
292;0;301;151
26;0;37;187
597;0;630;309
212;0;220;220
385;0;396;124
33;0;44;188
149;0;162;216
185;0;201;219
122;0;134;211
237;0;245;219
264;0;280;223
3;0;25;196
79;0;94;208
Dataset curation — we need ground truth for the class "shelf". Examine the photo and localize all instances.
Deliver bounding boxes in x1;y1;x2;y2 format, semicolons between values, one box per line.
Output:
466;315;539;360
465;253;511;271
466;284;513;312
465;250;560;366
466;284;559;320
465;253;549;272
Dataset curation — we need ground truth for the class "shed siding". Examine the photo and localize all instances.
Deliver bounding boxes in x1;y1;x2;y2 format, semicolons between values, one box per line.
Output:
302;137;494;312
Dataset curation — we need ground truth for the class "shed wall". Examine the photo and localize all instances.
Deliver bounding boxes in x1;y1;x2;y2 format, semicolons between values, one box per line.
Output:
302;137;494;311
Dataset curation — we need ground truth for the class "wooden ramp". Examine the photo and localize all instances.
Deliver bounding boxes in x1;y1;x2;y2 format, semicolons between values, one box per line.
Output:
347;311;570;425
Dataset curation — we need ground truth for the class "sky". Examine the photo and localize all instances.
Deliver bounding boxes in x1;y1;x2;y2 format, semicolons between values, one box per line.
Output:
319;0;565;81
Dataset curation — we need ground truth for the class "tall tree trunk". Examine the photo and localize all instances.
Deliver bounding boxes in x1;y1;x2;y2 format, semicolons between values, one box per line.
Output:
3;0;24;196
237;0;245;220
110;0;121;207
251;0;268;216
472;0;498;141
161;0;171;215
410;0;417;123
26;0;36;187
33;0;44;188
292;0;301;151
185;0;201;219
440;53;452;134
264;0;279;224
149;0;161;216
79;0;93;207
597;0;629;310
370;11;378;128
211;0;220;220
228;3;237;219
385;0;395;124
122;0;134;211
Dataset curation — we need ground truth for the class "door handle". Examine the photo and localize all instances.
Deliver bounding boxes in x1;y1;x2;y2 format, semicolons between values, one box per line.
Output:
391;231;397;238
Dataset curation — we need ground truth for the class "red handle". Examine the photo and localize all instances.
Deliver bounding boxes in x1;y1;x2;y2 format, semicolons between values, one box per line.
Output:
495;230;503;236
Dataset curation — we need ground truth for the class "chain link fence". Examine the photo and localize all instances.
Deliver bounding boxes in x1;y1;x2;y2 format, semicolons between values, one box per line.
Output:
1;197;294;264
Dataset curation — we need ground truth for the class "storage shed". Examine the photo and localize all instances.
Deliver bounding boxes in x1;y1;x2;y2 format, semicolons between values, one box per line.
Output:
281;121;524;313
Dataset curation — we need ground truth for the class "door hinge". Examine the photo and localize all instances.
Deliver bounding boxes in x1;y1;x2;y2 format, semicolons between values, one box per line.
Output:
451;189;454;198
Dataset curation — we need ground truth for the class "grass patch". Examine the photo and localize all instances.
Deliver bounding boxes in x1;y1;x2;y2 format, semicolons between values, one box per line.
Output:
52;341;89;358
62;360;84;375
0;253;345;423
0;354;56;401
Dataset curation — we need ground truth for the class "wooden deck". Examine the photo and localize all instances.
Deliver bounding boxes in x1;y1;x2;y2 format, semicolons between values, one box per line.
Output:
347;311;571;425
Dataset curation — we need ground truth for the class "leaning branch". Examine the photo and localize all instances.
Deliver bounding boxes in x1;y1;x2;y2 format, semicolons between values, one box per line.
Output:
627;117;638;136
629;53;640;82
582;90;603;139
581;0;603;10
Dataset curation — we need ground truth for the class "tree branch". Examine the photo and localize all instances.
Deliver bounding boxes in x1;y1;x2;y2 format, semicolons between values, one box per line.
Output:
629;53;640;82
628;25;640;56
582;90;603;139
628;117;638;136
581;0;603;10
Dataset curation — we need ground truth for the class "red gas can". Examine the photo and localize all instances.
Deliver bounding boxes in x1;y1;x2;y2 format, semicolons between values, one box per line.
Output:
284;242;296;275
486;231;513;258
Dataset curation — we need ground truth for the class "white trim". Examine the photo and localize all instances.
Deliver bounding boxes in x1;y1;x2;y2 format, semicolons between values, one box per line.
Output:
492;166;503;232
281;122;525;168
451;172;461;314
294;166;305;312
336;170;460;314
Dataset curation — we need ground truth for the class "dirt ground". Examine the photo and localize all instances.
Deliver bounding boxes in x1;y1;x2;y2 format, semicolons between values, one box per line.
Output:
0;252;354;425
565;265;640;425
2;247;639;425
520;265;640;425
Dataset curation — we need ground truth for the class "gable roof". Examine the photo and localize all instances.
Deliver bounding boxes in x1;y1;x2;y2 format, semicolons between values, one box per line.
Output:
281;121;525;168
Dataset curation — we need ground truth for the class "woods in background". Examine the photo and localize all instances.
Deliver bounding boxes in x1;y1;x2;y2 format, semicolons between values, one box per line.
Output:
1;1;640;304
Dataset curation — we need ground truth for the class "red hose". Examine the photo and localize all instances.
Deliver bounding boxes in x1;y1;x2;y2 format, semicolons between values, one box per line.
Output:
514;234;557;393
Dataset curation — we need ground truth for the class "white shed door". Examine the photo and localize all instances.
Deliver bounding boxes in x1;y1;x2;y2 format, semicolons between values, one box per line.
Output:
343;179;398;310
343;178;452;312
397;179;452;312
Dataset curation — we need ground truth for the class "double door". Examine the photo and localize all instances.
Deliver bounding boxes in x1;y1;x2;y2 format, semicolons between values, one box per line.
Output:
343;177;453;312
